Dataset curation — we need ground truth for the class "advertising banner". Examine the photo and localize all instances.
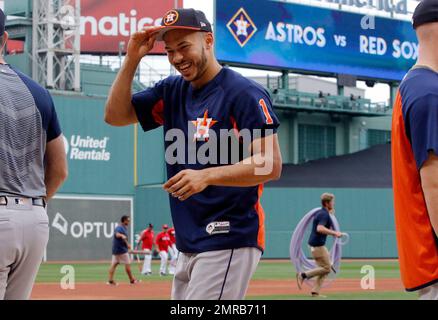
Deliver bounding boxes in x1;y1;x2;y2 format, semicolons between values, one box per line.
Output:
80;0;183;54
46;196;133;261
215;0;418;81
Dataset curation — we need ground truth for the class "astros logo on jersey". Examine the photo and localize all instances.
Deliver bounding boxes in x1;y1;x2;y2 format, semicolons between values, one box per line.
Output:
163;10;179;26
191;110;217;142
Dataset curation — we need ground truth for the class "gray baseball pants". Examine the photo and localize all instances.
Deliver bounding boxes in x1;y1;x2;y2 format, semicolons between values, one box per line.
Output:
419;283;438;300
171;247;261;300
0;200;49;300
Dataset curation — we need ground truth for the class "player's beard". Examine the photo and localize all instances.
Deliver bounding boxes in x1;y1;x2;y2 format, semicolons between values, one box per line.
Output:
191;47;208;83
0;37;5;57
179;47;209;85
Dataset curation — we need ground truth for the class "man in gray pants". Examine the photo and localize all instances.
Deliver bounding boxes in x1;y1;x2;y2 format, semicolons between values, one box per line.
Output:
0;9;68;300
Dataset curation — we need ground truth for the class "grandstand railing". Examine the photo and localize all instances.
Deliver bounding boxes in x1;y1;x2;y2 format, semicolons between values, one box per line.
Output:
269;89;391;117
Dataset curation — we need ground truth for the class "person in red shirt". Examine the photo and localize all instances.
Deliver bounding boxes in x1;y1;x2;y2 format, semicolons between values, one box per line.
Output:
155;224;171;276
167;227;178;275
136;223;154;275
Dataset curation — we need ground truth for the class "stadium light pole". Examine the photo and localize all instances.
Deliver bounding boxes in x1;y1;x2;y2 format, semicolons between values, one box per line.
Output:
32;0;81;91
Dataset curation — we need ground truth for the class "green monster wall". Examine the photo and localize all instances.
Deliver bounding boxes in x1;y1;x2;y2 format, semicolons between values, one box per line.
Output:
261;187;396;258
49;92;396;259
133;185;396;258
52;93;135;195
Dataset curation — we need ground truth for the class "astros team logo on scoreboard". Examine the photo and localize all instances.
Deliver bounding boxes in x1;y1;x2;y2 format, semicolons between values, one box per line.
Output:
226;8;257;48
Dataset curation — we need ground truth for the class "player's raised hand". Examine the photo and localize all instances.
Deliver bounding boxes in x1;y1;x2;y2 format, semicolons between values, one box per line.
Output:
126;26;163;62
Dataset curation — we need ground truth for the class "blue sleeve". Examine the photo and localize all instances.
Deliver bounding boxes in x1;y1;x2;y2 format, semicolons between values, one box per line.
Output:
327;215;333;229
114;226;123;234
46;94;62;142
316;212;330;227
232;85;280;139
406;94;438;170
132;79;166;132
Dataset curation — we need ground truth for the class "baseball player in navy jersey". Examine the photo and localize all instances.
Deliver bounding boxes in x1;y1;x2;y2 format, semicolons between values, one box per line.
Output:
0;9;68;300
107;215;140;285
105;8;282;300
392;0;438;299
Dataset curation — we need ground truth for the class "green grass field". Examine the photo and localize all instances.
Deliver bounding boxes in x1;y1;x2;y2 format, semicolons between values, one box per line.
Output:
35;259;417;300
249;292;416;300
252;260;403;280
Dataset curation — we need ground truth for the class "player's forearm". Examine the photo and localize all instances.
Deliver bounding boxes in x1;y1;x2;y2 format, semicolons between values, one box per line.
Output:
317;226;337;236
45;158;68;200
421;181;438;237
44;135;68;200
420;153;438;237
324;229;337;236
45;169;67;200
204;152;281;187
104;56;139;126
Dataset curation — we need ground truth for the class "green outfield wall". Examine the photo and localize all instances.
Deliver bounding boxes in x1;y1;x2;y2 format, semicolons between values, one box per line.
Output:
133;185;396;259
52;93;135;195
49;93;397;259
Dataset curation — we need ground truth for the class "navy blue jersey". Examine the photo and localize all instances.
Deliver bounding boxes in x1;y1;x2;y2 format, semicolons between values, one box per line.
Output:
132;67;280;253
112;225;129;255
308;208;333;247
0;64;61;198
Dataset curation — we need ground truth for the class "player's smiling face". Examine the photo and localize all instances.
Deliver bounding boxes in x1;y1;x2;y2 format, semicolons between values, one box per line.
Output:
164;29;210;86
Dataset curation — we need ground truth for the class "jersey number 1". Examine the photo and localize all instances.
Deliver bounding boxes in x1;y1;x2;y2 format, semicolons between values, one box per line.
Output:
259;99;274;125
